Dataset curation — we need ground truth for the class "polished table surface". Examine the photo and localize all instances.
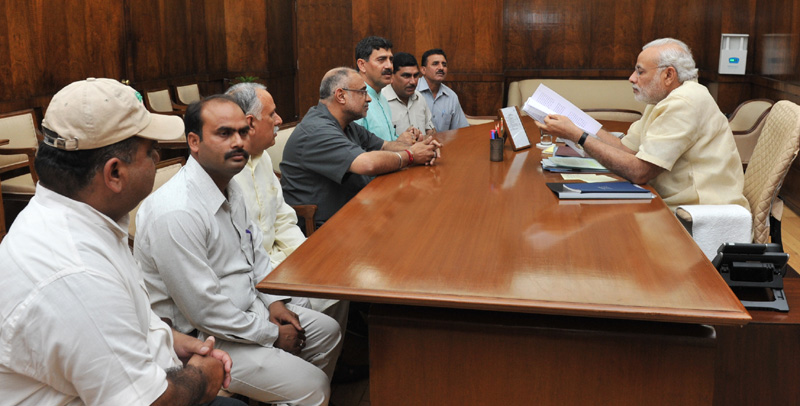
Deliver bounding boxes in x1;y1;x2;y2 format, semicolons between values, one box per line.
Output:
258;116;749;326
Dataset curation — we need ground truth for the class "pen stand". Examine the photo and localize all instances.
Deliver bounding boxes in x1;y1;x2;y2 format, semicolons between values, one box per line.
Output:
490;138;504;162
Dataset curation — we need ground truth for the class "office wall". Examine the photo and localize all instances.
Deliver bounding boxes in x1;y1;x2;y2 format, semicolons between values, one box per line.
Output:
3;0;800;119
293;0;767;116
0;0;297;119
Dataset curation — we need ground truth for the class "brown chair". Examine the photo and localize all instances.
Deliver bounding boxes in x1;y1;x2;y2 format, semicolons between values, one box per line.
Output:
677;100;800;251
174;84;202;105
291;204;318;236
143;88;186;116
128;157;186;247
729;99;774;167
0;109;42;213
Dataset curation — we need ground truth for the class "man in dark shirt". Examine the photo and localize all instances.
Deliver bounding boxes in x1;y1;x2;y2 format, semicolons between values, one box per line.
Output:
280;67;440;230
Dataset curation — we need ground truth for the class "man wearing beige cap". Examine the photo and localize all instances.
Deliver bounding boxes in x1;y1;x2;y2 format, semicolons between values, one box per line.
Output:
0;78;243;406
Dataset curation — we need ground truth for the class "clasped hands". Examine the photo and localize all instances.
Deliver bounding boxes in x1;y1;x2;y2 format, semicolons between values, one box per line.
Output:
399;127;442;165
269;301;306;355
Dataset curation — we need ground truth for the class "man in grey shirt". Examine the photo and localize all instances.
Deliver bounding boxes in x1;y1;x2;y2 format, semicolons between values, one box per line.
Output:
280;67;440;231
417;48;469;131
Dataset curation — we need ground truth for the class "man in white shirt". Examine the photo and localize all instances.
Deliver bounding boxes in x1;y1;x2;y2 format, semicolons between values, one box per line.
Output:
225;83;346;328
382;52;436;136
134;94;342;405
0;78;239;406
535;38;748;212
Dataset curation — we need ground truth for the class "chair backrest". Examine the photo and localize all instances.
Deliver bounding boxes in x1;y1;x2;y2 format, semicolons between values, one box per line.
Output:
729;99;774;132
0;184;6;243
145;89;175;113
175;84;202;105
0;109;40;174
729;99;774;165
268;122;297;175
583;109;643;123
128;157;185;244
466;115;497;126
743;100;800;243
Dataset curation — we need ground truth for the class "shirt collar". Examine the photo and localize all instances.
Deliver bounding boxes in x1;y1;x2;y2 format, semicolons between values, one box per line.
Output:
37;184;129;240
418;77;450;99
365;81;384;101
184;156;236;213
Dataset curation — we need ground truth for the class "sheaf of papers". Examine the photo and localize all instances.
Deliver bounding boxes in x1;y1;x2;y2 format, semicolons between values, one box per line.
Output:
543;156;607;170
522;84;603;135
561;174;617;183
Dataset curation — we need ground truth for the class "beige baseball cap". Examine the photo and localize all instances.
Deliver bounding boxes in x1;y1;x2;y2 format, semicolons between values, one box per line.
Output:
42;78;184;150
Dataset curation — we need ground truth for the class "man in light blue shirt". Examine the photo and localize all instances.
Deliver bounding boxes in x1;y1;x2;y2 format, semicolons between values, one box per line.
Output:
354;36;419;142
418;48;469;131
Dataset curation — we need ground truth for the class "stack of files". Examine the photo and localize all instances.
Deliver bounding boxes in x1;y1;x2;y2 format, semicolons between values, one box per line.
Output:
542;156;610;173
546;181;655;200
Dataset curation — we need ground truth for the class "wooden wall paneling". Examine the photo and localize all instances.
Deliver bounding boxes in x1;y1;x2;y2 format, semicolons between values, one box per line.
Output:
202;0;228;77
127;0;167;82
754;0;798;82
378;0;504;118
224;0;269;74
295;0;353;117
266;0;298;120
3;2;42;99
0;0;125;112
447;80;504;117
350;0;390;50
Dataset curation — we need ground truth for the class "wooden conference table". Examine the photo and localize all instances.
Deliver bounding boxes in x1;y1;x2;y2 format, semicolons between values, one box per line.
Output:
258;117;750;405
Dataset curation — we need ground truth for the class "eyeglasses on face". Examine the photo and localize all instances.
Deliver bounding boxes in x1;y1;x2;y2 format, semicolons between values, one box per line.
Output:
341;87;368;96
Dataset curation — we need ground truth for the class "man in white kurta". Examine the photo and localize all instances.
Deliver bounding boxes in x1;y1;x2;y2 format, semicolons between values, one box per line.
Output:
134;95;341;405
535;38;748;212
226;83;345;327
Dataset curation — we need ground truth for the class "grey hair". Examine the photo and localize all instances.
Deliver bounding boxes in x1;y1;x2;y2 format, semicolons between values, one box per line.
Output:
320;67;358;100
643;38;699;83
225;82;267;119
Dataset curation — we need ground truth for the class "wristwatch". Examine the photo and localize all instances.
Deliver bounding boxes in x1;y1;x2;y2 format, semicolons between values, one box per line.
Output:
578;132;590;147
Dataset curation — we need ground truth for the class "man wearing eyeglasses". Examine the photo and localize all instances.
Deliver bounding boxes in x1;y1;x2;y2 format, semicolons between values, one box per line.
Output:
280;67;440;232
536;37;748;212
382;52;436;136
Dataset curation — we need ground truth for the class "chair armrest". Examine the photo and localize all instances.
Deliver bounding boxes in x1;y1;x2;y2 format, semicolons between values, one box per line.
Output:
291;204;318;236
0;146;38;183
675;204;752;259
0;146;37;156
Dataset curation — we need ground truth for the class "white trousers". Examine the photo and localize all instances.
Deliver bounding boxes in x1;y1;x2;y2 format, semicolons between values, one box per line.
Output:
213;303;342;406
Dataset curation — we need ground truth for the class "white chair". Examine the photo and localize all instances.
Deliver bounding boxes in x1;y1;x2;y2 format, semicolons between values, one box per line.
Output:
728;99;774;166
128;157;185;247
0;109;41;208
677;100;800;257
144;89;185;116
267;122;297;175
175;84;202;105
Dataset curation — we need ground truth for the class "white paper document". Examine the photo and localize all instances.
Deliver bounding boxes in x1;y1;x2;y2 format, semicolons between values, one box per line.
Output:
522;84;603;135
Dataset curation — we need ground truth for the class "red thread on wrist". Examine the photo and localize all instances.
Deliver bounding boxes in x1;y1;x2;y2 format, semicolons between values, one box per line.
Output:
405;149;414;164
